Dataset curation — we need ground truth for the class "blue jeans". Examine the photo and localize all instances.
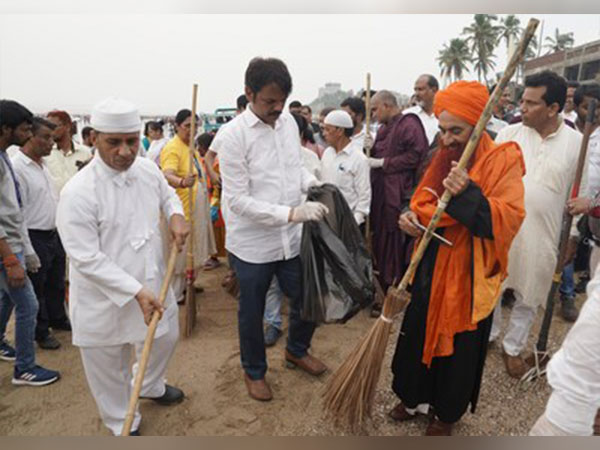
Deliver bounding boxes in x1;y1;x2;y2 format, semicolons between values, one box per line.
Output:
230;254;316;380
560;262;575;299
264;278;283;330
0;252;39;372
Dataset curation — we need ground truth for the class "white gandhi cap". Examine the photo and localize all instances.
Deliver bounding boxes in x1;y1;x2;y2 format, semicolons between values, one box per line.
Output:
90;97;142;133
323;110;354;129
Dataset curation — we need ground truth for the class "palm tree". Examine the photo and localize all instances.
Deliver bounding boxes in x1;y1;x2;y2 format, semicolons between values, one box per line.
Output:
462;14;501;82
498;14;522;53
437;38;472;83
544;28;575;54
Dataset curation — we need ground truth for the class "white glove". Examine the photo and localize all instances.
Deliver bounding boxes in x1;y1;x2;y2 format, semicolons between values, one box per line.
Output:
290;202;329;223
308;178;324;188
353;212;365;225
368;157;384;169
25;253;41;273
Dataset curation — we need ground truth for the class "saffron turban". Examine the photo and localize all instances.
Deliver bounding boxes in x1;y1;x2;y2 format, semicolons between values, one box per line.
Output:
433;80;489;126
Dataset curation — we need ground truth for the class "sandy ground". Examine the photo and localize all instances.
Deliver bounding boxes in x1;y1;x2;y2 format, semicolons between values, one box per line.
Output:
0;265;579;436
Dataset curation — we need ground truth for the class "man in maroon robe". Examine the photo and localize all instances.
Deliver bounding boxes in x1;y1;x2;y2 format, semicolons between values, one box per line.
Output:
368;90;429;308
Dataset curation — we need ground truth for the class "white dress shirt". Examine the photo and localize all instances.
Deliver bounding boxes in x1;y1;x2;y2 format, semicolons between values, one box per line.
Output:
11;150;59;230
320;140;371;224
44;142;92;192
544;263;600;435
403;105;438;146
301;146;321;180
498;121;585;309
214;108;316;264
56;155;184;347
583;127;600;198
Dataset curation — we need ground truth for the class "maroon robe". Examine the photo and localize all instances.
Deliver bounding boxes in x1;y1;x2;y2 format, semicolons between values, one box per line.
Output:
370;112;429;290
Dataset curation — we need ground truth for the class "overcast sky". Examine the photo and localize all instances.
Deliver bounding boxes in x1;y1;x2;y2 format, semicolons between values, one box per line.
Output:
0;14;599;116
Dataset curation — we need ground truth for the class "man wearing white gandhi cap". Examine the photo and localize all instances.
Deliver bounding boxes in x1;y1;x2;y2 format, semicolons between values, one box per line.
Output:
56;97;189;435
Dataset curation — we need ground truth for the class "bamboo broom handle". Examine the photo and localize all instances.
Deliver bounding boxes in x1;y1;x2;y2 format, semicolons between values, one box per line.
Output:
365;73;372;243
395;18;540;293
187;84;198;270
121;245;179;436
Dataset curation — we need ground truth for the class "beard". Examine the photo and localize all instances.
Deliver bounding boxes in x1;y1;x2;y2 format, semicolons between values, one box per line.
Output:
425;144;468;195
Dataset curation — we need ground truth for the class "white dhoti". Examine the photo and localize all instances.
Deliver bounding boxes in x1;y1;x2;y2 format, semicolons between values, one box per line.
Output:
79;312;179;435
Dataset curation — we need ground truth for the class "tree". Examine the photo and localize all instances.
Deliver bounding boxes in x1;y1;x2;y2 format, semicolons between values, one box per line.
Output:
544;28;575;54
498;14;522;53
462;14;501;82
437;38;472;83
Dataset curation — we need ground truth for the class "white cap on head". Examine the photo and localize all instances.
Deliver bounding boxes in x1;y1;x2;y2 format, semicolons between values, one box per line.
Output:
91;97;141;133
324;110;354;129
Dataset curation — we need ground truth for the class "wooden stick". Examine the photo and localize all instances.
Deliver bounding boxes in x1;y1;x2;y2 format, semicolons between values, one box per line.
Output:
121;246;179;436
536;98;598;353
364;73;372;244
393;18;539;295
183;84;199;337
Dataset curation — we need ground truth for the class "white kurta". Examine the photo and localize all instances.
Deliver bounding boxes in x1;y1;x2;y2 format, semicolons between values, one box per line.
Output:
497;121;584;309
56;155;184;347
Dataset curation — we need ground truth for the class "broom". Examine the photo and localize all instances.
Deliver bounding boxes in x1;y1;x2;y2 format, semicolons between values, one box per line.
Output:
121;246;179;436
520;97;598;384
183;83;199;337
323;18;540;430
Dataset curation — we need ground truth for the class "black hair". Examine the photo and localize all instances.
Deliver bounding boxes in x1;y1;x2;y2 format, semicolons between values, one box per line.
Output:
32;116;57;135
291;112;308;140
361;89;377;99
524;70;568;112
301;105;312;114
245;57;292;96
174;109;199;126
343;127;354;138
573;83;600;107
424;74;439;90
567;80;580;89
319;106;335;118
340;97;366;121
81;126;94;140
236;94;248;111
289;100;302;109
196;132;214;150
0;100;33;134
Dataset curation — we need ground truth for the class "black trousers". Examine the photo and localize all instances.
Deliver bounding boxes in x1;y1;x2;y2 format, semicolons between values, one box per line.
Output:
27;229;67;340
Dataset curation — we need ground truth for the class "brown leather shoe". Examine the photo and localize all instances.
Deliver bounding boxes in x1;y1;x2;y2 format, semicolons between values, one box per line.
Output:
502;349;530;379
425;417;453;436
388;402;419;422
243;373;272;401
284;350;327;376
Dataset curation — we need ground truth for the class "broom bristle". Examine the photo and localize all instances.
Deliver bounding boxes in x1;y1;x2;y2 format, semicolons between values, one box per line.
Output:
323;286;410;431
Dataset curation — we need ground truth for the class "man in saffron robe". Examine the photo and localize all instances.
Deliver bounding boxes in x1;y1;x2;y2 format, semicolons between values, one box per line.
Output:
388;81;526;435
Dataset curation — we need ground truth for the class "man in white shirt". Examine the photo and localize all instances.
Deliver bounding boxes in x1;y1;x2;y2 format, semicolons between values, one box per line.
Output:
403;74;439;147
215;57;329;402
320;110;371;226
340;96;372;152
56;98;189;436
45;110;92;192
562;81;580;124
12;117;70;351
530;262;600;436
491;71;584;378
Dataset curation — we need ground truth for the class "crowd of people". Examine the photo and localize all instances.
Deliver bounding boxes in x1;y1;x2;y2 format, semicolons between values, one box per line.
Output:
0;55;599;436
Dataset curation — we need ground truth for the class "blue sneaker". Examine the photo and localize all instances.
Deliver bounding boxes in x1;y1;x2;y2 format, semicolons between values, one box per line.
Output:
12;365;60;386
0;340;16;361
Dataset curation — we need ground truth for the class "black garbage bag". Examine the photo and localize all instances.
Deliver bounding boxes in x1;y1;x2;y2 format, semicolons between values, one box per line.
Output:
301;184;374;323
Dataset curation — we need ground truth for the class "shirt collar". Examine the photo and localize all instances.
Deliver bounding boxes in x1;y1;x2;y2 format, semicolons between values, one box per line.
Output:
243;105;286;130
94;154;137;187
